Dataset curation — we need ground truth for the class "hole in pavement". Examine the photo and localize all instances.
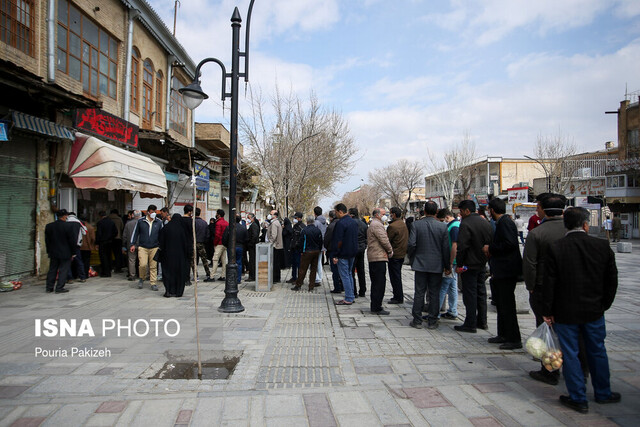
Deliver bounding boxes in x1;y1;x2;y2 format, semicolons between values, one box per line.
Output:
150;357;240;380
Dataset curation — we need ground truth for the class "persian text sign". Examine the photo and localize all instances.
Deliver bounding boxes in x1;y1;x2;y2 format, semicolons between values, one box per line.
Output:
74;109;139;148
507;187;529;204
208;180;221;210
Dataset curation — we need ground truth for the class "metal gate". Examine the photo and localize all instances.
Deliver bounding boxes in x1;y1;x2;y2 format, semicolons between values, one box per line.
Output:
0;137;36;279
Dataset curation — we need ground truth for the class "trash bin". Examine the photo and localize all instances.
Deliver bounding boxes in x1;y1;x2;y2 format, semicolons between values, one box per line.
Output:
255;243;273;291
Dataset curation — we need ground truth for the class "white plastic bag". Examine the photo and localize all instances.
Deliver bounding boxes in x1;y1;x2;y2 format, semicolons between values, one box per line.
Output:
525;322;563;371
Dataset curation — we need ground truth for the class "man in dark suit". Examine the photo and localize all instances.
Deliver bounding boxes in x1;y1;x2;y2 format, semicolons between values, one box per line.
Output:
246;213;260;282
407;201;450;329
486;198;522;349
44;209;77;293
454;200;493;333
542;207;620;414
96;210;117;277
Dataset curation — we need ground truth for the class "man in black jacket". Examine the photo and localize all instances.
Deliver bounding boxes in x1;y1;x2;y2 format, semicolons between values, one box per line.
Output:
292;216;324;291
486;198;522;349
349;208;368;297
96;210;117;277
454;200;493;333
542;207;620;413
44;209;77;293
324;210;343;293
288;212;305;284
246;213;260;282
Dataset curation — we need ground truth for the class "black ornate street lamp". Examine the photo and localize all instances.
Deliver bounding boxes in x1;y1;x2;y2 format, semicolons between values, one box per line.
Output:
180;1;256;313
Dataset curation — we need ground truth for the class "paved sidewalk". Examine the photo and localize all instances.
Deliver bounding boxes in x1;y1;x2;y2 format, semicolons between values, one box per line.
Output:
1;243;639;426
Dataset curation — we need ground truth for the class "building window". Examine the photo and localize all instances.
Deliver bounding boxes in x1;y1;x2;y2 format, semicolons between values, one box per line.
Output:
130;47;140;112
628;129;639;158
142;59;154;128
56;0;117;98
155;70;163;126
170;76;187;136
606;175;625;188
1;0;34;56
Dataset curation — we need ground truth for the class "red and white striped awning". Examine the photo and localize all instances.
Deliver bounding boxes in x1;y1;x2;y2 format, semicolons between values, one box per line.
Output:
67;133;167;197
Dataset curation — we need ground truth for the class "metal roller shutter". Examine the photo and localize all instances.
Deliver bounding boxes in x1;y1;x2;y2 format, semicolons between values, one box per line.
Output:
0;138;36;279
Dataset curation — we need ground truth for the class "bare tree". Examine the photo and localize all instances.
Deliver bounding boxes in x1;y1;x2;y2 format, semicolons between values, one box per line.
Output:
426;131;477;207
368;159;424;214
240;85;358;216
340;184;381;217
531;131;578;194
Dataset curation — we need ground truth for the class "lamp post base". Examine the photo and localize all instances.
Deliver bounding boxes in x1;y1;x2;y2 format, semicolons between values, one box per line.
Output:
218;263;245;313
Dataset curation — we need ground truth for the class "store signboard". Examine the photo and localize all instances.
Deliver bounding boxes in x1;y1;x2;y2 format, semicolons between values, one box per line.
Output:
195;165;210;191
507;186;529;204
208;180;221;210
74;108;139;147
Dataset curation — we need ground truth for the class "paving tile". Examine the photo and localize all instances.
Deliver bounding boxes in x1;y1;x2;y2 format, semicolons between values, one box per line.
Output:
95;401;127;413
327;391;371;415
335;412;382;426
175;409;192;424
354;366;394;374
8;418;46;427
469;416;503;427
303;394;337;427
403;387;451;409
472;383;509;393
0;385;30;400
265;395;305;418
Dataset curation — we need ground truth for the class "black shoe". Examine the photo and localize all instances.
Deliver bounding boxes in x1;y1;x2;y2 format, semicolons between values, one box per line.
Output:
203;277;214;282
371;309;390;315
454;325;477;333
559;395;588;413
427;322;439;330
286;278;296;283
218;277;225;281
499;342;523;350
595;392;621;404
441;313;458;320
488;336;506;344
529;369;559;385
185;281;192;287
359;292;366;297
291;285;301;291
330;289;343;294
55;288;69;293
127;276;134;281
409;320;422;329
387;299;403;304
46;289;54;293
354;294;359;298
478;324;489;330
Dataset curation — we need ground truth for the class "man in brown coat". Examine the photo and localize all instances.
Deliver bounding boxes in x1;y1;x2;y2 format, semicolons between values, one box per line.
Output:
267;210;284;283
387;206;408;304
367;208;394;315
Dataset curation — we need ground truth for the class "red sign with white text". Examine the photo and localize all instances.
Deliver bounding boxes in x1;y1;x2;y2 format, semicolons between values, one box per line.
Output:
74;109;139;148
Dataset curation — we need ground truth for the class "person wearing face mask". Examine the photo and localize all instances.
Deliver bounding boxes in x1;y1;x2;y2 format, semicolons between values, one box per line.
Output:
130;204;163;291
367;208;394;313
288;212;305;284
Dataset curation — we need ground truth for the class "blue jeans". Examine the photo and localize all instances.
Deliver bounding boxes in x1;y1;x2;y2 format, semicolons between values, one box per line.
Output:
236;247;243;283
554;316;611;403
438;272;458;317
337;258;355;302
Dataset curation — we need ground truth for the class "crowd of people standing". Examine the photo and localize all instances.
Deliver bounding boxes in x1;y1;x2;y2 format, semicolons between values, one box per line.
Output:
43;195;621;413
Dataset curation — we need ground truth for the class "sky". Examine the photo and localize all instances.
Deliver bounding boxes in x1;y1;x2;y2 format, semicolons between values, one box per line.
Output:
147;0;640;210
